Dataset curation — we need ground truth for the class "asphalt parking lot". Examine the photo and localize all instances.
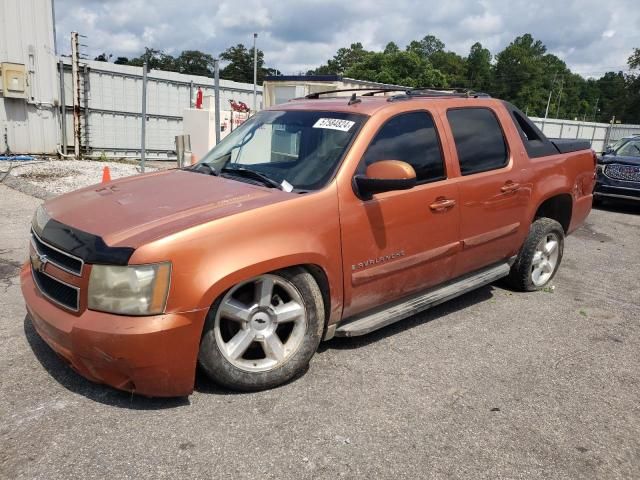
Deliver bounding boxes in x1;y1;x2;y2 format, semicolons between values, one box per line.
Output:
1;182;639;479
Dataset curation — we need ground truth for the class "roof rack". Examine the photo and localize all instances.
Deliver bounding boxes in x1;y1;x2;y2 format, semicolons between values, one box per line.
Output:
305;88;402;99
302;87;491;102
388;88;491;101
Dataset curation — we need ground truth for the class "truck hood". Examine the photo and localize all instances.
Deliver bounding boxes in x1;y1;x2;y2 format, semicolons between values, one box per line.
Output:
44;169;289;247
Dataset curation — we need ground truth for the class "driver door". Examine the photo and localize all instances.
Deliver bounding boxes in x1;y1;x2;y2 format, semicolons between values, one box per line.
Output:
338;110;461;319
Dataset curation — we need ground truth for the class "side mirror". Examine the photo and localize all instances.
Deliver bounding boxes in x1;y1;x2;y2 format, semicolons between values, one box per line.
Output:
603;145;614;156
353;160;417;200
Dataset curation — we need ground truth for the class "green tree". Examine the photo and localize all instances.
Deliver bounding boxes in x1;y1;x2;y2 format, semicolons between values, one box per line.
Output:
404;35;466;87
344;49;446;88
466;42;492;90
128;48;176;71
94;53;111;62
174;50;215;76
309;43;371;75
491;34;570;117
406;35;445;60
383;42;400;55
305;34;636;122
114;56;129;65
430;50;466;87
628;48;640;70
624;49;640;123
597;72;629;122
219;44;271;84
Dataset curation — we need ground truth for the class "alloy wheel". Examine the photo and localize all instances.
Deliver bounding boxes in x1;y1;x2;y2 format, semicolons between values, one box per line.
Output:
214;274;308;372
531;233;560;287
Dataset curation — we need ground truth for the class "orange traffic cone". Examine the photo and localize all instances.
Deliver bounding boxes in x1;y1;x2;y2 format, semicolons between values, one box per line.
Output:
190;152;197;165
102;166;112;183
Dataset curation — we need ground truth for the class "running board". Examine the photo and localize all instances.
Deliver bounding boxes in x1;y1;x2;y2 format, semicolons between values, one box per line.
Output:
335;262;511;337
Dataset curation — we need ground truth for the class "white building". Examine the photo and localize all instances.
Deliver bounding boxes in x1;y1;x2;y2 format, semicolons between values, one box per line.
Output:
0;0;60;154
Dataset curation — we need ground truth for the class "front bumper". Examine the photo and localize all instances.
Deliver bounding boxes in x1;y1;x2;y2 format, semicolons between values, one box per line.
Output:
595;170;640;202
21;263;206;397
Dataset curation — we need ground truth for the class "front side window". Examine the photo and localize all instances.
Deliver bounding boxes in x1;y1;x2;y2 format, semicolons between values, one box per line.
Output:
447;108;508;175
361;111;445;184
199;110;365;190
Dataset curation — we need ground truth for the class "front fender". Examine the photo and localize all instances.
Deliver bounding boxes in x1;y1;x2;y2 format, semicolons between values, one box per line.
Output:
130;186;344;327
198;253;331;312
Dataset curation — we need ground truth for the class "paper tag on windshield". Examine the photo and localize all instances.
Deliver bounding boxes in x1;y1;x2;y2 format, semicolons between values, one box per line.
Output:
281;179;294;192
313;118;355;132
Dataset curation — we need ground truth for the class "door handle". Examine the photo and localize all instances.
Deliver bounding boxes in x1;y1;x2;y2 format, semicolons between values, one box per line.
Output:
429;198;456;212
501;182;521;193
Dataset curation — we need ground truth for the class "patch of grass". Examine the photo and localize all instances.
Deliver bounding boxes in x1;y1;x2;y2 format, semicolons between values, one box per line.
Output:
542;285;555;293
579;309;588;317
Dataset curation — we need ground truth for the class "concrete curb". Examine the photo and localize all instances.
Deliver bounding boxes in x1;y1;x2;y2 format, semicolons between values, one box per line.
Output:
1;173;55;200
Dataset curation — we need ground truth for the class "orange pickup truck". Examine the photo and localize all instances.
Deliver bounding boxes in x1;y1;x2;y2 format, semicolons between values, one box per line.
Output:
21;88;596;396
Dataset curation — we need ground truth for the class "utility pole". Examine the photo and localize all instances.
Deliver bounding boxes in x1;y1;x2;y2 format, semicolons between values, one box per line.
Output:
252;33;258;113
71;31;81;159
214;59;221;144
59;59;67;155
140;61;148;172
555;77;564;119
592;97;600;122
544;72;557;121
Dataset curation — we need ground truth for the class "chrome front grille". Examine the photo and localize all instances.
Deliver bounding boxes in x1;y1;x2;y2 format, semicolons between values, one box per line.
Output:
604;164;640;183
30;229;83;312
31;229;84;276
31;267;80;311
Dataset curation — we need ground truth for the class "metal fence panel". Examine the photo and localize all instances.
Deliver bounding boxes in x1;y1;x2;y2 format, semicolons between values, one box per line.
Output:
530;117;640;153
61;59;263;158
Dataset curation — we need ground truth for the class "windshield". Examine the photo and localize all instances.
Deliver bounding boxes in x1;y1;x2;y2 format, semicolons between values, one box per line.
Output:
616;139;640;157
611;137;633;153
198;110;365;191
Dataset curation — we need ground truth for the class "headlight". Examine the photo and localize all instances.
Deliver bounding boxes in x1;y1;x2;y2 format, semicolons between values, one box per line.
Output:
88;263;171;315
32;205;51;235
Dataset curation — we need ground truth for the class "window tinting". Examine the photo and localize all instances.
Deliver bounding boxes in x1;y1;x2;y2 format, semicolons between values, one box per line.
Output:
362;111;445;183
447;108;508;175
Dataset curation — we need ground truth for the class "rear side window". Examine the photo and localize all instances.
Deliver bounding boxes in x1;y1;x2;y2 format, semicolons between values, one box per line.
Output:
361;111;445;184
447;108;508;175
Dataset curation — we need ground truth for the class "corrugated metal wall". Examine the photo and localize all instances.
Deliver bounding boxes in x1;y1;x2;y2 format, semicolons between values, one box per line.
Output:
0;0;59;154
61;59;263;158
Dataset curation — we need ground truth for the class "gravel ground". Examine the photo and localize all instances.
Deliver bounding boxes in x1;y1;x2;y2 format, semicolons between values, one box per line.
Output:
0;183;639;479
3;158;159;195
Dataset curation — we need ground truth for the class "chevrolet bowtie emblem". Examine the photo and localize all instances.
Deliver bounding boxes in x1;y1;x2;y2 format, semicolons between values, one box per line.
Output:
31;252;48;273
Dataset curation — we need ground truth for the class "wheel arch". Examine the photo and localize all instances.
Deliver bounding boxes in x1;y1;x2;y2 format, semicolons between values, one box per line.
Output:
532;193;573;233
198;256;335;331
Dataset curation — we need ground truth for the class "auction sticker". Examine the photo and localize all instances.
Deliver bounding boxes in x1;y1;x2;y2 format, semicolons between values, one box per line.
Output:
313;118;355;132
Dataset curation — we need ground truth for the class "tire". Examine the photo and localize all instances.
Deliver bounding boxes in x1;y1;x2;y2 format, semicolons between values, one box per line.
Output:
198;267;324;391
507;218;565;292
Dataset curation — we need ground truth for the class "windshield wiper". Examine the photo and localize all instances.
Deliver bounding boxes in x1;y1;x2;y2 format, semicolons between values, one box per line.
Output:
183;163;217;176
221;166;283;190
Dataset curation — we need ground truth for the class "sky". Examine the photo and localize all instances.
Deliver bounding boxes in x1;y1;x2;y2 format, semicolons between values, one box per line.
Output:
53;0;640;78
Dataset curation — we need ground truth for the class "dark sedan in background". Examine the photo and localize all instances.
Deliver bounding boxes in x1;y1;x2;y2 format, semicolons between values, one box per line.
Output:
595;135;640;204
